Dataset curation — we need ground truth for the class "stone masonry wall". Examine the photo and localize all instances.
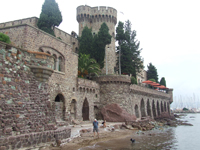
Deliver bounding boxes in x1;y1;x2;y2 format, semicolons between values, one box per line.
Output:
0;42;70;149
0;25;79;122
97;75;172;118
0;17;78;53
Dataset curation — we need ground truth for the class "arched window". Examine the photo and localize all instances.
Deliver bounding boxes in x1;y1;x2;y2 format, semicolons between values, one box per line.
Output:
53;54;57;70
58;56;62;71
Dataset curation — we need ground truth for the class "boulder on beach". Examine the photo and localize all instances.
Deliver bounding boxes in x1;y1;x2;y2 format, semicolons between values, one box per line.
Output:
101;103;137;122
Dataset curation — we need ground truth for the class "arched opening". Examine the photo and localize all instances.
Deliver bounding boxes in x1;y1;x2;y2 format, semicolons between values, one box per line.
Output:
152;100;156;118
82;98;89;121
140;99;146;117
157;101;160;116
135;105;139;118
147;99;151;117
55;94;65;121
164;102;167;112
70;99;76;119
161;101;164;112
94;106;102;120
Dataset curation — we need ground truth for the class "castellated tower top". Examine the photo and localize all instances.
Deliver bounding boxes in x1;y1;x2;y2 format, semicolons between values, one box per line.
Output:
76;5;117;36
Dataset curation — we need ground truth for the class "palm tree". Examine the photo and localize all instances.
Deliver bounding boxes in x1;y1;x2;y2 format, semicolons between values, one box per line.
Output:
78;53;101;78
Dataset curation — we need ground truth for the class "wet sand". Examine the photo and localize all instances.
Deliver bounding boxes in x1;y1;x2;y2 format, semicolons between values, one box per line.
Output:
42;126;175;150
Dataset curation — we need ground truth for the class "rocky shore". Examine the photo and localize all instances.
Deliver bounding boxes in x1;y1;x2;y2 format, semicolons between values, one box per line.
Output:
39;113;193;150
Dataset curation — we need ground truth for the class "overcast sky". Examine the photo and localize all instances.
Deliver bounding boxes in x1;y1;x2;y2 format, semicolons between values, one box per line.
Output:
1;0;200;107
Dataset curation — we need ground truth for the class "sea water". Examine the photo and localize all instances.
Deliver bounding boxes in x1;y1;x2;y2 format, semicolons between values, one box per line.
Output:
80;113;200;150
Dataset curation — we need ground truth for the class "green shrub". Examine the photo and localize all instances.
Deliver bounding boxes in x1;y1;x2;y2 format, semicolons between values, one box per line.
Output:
0;33;11;44
149;78;156;82
183;107;189;111
40;27;55;36
131;76;137;84
57;37;62;40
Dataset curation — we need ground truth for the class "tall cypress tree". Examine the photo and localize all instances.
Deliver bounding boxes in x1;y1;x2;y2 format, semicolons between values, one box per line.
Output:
37;0;62;36
147;63;159;82
160;77;166;87
78;26;93;56
93;23;112;69
78;23;111;69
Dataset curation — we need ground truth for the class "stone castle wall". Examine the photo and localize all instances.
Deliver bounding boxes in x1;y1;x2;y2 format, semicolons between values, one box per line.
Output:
0;42;70;149
96;75;172;118
0;17;79;53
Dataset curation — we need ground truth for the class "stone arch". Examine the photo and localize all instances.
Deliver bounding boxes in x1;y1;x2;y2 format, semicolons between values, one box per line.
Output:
135;105;139;118
164;101;167;112
70;99;77;119
54;94;65;121
140;99;146;117
152;100;156;118
147;99;151;117
157;101;160;116
82;98;89;121
161;101;164;112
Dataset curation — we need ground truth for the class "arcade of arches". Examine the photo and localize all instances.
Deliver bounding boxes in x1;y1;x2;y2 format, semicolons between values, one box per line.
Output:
54;95;170;121
134;99;170;119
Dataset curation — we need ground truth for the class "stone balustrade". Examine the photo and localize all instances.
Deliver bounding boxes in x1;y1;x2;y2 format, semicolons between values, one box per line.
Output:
130;84;171;99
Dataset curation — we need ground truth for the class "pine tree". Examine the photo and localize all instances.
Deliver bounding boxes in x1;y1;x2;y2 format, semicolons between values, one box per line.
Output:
116;20;143;77
37;0;62;36
147;63;159;82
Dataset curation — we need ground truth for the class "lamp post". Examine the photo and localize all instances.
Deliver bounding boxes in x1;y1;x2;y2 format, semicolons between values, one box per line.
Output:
119;40;121;75
106;46;109;75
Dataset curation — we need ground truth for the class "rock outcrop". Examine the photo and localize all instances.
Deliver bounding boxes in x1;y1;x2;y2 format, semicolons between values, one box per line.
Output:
101;103;137;122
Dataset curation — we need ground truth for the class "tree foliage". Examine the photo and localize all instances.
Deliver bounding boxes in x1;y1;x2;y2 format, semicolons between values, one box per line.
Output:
78;53;101;79
78;23;112;69
160;77;166;87
0;33;11;44
37;0;62;36
131;76;137;84
78;26;93;55
147;63;158;82
116;20;143;77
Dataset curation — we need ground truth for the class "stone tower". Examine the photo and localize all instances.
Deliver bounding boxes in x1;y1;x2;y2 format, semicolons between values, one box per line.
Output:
76;5;117;74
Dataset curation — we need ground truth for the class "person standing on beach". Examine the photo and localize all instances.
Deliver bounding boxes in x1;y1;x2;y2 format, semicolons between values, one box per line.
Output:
93;119;99;138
